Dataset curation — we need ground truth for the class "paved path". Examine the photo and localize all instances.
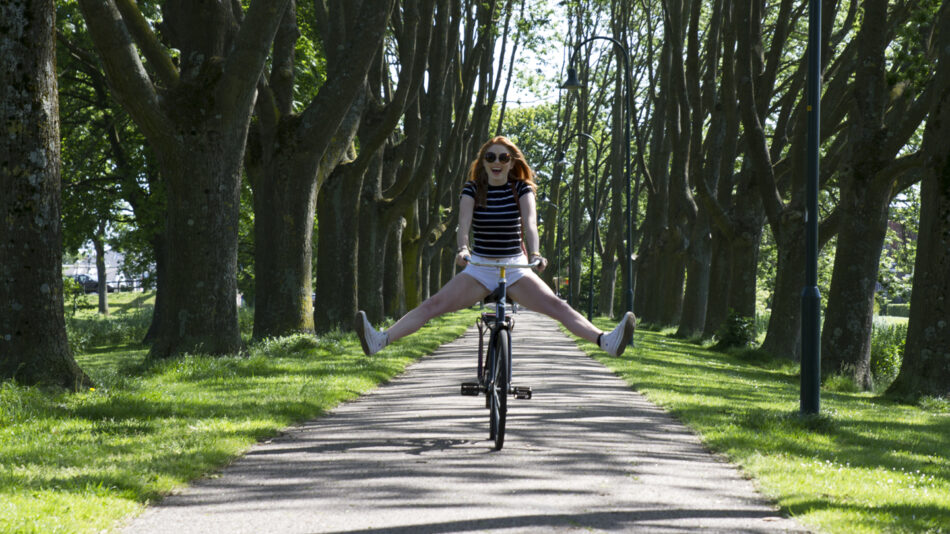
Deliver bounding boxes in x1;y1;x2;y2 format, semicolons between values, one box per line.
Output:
123;311;807;534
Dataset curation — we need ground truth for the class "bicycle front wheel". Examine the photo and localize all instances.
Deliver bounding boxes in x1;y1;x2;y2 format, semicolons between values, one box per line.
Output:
489;329;509;450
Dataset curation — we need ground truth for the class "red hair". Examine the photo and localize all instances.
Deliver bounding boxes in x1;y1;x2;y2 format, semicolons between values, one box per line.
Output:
466;136;536;206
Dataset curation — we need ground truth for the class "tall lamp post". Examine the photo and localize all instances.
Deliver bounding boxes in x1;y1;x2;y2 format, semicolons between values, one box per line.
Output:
557;133;606;320
536;186;560;297
562;36;635;317
801;0;822;415
555;132;595;310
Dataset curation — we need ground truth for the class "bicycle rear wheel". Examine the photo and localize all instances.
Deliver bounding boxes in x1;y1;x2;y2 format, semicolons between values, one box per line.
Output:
489;329;509;450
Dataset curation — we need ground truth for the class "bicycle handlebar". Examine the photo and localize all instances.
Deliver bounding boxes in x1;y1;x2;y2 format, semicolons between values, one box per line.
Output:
463;256;541;269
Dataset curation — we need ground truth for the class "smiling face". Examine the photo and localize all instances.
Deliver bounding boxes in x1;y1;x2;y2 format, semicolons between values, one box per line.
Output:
482;143;513;184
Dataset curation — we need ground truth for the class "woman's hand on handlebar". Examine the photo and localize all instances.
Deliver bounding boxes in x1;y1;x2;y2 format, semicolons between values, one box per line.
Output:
531;254;548;272
456;247;470;267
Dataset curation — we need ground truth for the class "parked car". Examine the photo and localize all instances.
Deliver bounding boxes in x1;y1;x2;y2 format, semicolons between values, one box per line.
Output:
106;277;135;292
72;274;99;294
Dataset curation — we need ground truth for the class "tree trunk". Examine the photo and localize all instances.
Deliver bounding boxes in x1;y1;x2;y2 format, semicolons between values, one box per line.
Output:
635;38;672;324
314;165;363;333
383;219;406;319
677;211;711;337
357;152;387;323
887;9;950;399
568;191;582;308
598;215;620;319
664;0;699;333
702;231;731;337
94;223;109;315
251;165;317;337
247;1;391;338
0;0;91;388
657;229;688;326
702;0;740;338
540;164;566;288
143;233;167;343
79;0;292;358
760;212;806;360
402;202;423;311
887;163;950;398
149;138;246;357
820;182;891;388
820;0;897;388
726;177;764;323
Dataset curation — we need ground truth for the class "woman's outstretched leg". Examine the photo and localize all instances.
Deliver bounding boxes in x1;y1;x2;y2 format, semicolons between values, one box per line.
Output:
508;272;636;356
355;273;489;355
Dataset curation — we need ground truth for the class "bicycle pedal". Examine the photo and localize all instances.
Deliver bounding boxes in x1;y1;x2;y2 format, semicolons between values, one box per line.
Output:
460;382;481;396
512;386;532;400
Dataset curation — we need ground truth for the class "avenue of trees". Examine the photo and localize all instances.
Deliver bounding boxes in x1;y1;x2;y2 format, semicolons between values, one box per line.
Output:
1;0;947;401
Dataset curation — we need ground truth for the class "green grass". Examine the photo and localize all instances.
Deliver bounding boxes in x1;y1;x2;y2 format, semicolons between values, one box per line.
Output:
66;290;156;318
569;320;950;534
0;308;480;534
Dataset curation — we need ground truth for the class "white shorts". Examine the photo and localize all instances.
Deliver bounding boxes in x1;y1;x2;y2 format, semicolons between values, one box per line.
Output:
461;253;531;291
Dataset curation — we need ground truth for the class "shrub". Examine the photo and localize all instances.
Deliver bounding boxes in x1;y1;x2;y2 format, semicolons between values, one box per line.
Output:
62;277;84;316
713;310;756;350
250;333;319;358
870;319;907;386
65;307;152;352
238;306;255;345
825;373;861;393
754;311;770;338
883;302;911;317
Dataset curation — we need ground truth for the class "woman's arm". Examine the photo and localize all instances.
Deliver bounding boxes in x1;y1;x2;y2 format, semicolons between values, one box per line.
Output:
520;191;548;271
456;194;475;265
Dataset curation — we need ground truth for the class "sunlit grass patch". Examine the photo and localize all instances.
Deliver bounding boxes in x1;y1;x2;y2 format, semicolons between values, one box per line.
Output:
566;321;950;534
0;308;479;534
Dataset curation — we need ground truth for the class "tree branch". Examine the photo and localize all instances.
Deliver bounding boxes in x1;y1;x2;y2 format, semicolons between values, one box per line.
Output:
114;0;179;87
295;0;396;157
217;0;293;120
77;0;171;145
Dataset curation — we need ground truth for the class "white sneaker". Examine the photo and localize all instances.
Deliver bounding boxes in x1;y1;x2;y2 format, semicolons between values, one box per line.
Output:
599;311;636;356
355;311;388;355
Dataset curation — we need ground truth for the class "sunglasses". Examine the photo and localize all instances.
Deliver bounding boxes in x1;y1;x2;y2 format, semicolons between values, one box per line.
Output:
484;151;512;163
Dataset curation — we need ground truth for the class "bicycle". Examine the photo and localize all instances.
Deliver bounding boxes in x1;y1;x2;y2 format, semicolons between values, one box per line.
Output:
459;256;540;450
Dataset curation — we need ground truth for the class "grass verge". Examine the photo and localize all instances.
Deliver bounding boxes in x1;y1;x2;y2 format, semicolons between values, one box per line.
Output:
0;308;480;534
569;320;950;534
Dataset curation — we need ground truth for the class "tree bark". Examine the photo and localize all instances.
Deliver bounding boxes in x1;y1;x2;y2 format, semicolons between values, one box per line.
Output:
676;0;718;337
726;172;764;323
383;218;407;319
635;38;672;324
0;0;91;388
820;0;936;387
314;0;443;327
702;231;731;337
888;3;950;399
313;164;363;332
887;165;950;399
357;150;388;322
94;223;109;315
887;40;950;398
656;2;692;327
79;0;292;358
247;0;394;338
143;232;167;343
755;0;841;361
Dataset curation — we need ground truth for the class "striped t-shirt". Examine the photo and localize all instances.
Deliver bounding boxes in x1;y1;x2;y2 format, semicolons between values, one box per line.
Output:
461;180;533;257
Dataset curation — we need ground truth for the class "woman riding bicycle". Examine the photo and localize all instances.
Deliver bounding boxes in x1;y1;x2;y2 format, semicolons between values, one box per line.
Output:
355;136;635;357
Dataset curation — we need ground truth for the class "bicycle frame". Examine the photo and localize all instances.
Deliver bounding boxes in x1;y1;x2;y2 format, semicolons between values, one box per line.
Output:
466;257;539;388
460;257;539;449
